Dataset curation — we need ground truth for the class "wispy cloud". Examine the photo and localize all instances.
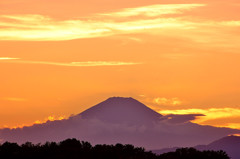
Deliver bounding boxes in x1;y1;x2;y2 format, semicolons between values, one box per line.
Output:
0;3;239;51
99;4;205;17
0;16;194;41
0;4;205;41
19;60;141;67
1;97;26;102
2;59;141;67
0;57;20;60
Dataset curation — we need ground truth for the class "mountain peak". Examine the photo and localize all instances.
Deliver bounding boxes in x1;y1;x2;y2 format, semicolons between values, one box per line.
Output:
107;96;134;100
102;97;146;108
79;97;162;125
105;96;137;103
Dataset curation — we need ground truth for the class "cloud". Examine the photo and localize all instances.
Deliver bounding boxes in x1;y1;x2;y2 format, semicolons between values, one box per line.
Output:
0;4;205;41
0;3;239;51
1;114;238;149
0;57;20;60
154;97;182;106
225;124;240;130
159;108;240;129
0;16;195;41
220;21;240;26
99;4;205;17
1;14;49;22
1;97;26;102
34;115;66;125
2;115;67;129
3;60;141;67
164;114;205;124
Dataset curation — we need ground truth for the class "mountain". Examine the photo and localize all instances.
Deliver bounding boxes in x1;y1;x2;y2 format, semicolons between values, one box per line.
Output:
79;97;163;125
153;135;240;159
196;135;240;159
0;97;239;149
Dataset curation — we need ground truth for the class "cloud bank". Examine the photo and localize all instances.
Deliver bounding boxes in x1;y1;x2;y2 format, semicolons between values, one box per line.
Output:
159;108;240;129
0;3;239;51
0;114;238;149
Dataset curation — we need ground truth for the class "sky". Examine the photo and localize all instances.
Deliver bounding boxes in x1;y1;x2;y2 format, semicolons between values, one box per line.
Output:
0;0;240;129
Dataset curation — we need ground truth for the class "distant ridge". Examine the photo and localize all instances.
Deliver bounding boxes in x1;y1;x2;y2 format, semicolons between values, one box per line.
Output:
153;135;240;159
196;135;240;159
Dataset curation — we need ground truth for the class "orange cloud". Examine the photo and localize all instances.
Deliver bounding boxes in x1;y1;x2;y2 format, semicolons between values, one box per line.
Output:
0;3;239;53
159;108;240;129
99;4;206;17
2;60;141;67
0;4;206;41
225;124;240;130
4;115;67;129
154;97;182;106
1;97;26;102
0;57;19;60
230;134;240;137
33;115;67;125
220;21;240;26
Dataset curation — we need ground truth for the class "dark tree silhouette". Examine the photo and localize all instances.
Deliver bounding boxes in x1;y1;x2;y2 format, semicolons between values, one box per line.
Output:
0;139;230;159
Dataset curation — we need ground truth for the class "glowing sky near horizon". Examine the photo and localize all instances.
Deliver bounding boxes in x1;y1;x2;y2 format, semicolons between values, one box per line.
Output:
1;0;240;129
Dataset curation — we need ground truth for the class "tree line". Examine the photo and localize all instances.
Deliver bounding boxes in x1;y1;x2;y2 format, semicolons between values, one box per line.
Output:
0;138;229;159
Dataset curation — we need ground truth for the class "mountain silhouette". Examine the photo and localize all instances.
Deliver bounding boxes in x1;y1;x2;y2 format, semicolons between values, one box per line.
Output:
196;135;240;159
0;97;239;150
79;97;163;125
153;135;240;159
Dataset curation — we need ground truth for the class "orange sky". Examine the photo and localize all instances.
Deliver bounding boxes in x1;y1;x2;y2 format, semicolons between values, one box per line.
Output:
0;0;240;129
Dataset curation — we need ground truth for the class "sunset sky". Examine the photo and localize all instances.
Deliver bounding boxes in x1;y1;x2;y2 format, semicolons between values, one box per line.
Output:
1;0;240;129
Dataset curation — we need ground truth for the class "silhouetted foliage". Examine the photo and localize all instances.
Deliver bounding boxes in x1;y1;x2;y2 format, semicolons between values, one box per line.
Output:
0;139;230;159
158;147;230;159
